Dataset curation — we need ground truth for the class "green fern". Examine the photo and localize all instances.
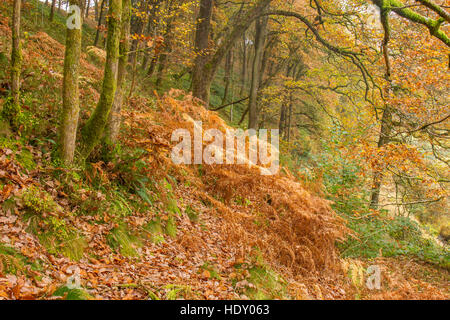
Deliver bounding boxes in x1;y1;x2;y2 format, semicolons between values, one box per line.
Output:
107;223;142;257
53;285;93;300
0;244;26;275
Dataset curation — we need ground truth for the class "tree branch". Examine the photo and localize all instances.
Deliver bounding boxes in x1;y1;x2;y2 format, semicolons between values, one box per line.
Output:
372;0;450;47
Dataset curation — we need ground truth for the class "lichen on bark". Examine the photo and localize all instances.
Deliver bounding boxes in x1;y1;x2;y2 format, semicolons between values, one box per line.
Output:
104;0;131;145
79;0;122;161
2;0;22;129
59;0;83;164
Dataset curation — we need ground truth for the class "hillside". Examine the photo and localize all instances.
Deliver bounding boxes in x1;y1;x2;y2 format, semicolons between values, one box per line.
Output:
0;1;449;301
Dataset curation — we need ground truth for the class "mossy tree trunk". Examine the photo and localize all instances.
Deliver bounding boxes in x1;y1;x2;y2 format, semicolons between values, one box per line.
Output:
59;0;83;164
3;0;22;129
104;0;131;144
11;0;21;110
372;0;449;46
80;0;122;161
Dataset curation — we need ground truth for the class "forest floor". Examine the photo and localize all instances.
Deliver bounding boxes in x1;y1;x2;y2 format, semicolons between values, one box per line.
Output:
0;3;448;300
0;137;448;300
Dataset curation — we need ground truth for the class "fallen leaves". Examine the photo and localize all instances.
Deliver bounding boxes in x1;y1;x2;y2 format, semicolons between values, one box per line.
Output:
1;184;13;202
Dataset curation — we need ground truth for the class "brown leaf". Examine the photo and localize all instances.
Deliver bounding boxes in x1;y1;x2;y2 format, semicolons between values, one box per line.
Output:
1;184;13;202
12;279;23;299
202;270;211;279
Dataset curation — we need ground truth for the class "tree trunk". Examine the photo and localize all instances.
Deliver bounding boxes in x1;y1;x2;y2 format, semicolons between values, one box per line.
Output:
191;0;214;103
59;0;83;164
155;37;172;88
248;15;268;130
142;0;161;71
279;104;286;137
369;106;392;209
222;48;233;104
94;0;99;20
80;0;86;19
240;32;247;96
94;0;105;46
147;47;159;77
80;0;122;160
278;65;293;138
128;0;147;64
287;94;293;141
50;0;57;21
3;0;22;128
11;0;21;107
191;0;271;107
85;0;90;18
155;0;176;88
105;0;131;144
370;4;393;209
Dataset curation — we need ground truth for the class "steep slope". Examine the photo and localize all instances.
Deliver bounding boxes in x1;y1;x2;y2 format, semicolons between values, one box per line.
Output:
0;3;448;300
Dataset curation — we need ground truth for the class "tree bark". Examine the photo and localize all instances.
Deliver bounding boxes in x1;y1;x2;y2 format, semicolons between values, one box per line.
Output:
3;0;22;128
59;0;83;164
80;0;86;19
94;0;99;20
80;0;122;160
222;47;233;104
85;0;90;18
370;2;394;209
370;106;392;208
128;0;147;64
191;0;271;107
105;0;131;144
279;104;286;137
155;25;174;87
240;32;247;96
248;15;268;130
155;0;176;88
147;45;160;77
191;0;214;103
11;0;21;108
372;0;449;46
279;64;294;138
94;0;106;46
142;0;161;71
50;0;57;21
